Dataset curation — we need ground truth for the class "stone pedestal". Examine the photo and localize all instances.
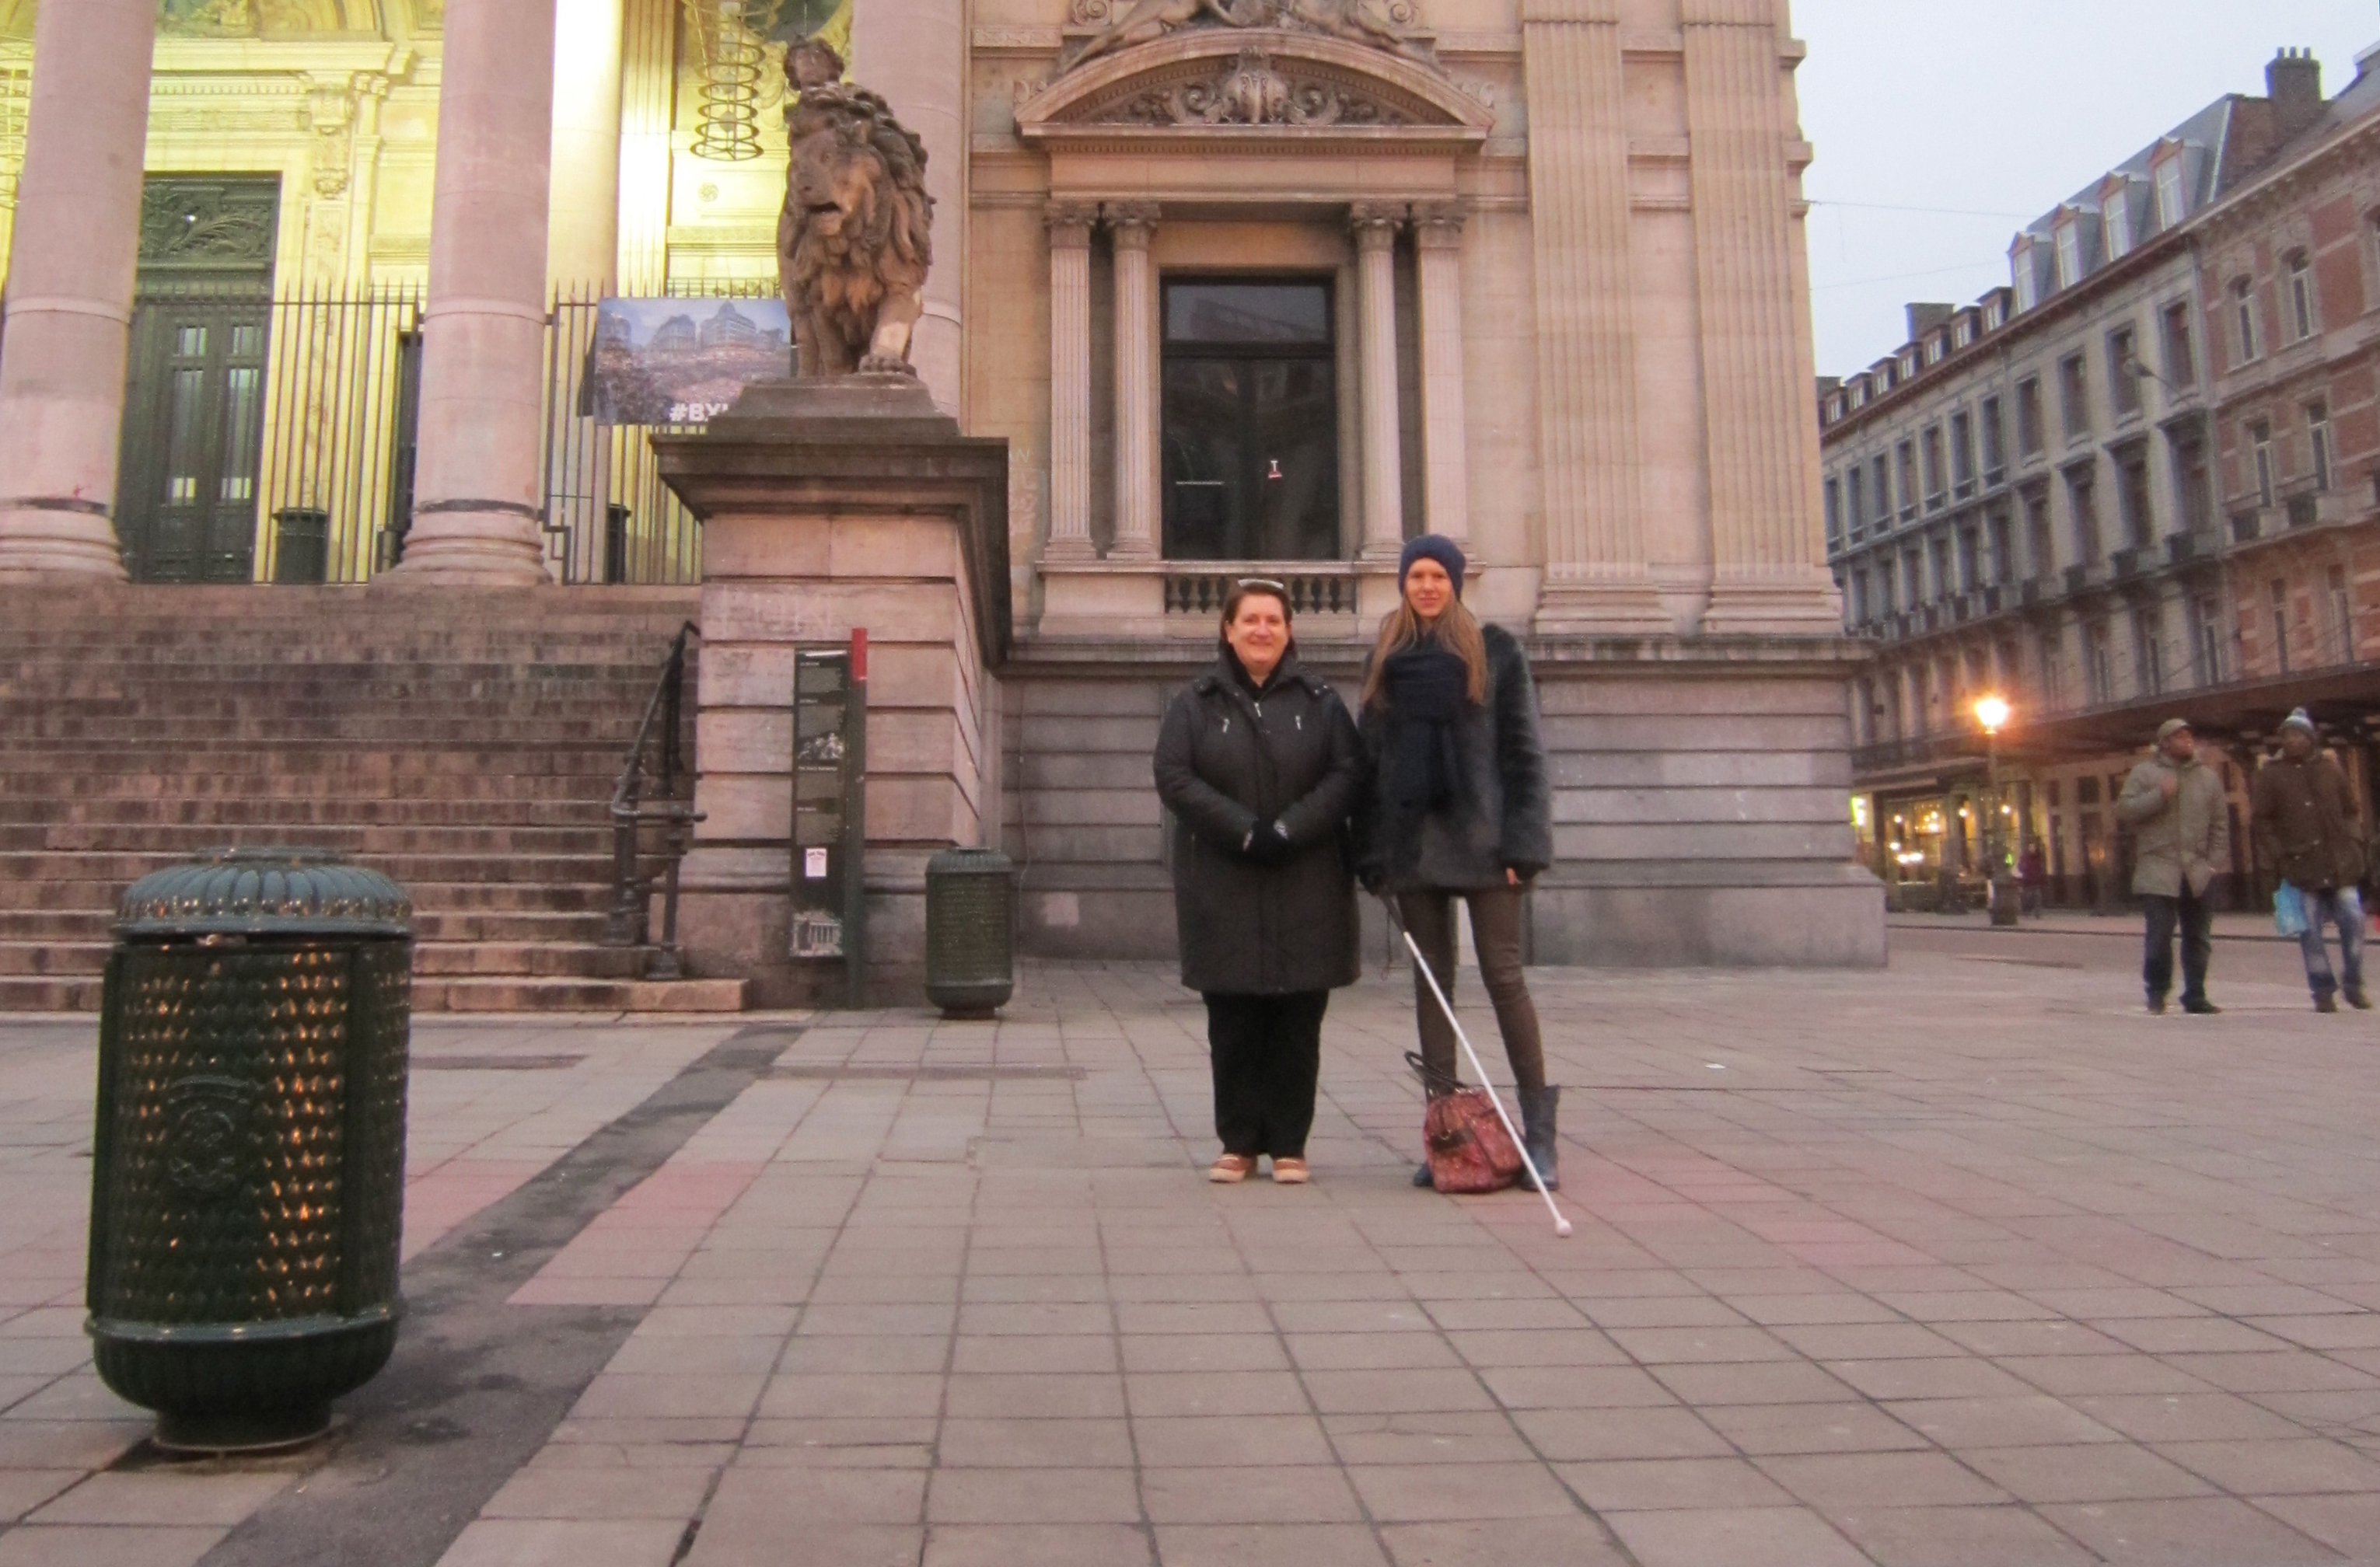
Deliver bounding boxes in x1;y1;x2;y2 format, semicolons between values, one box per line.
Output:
653;376;1009;1007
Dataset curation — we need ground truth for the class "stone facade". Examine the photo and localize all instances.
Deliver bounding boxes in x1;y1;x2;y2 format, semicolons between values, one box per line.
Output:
0;0;1882;984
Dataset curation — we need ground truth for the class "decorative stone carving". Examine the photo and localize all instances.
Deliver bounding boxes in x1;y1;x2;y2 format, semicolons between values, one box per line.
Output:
774;39;936;378
1063;0;1431;73
1094;47;1407;125
304;77;355;197
138;180;277;267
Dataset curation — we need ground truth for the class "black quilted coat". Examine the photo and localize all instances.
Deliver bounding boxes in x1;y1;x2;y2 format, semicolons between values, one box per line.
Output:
1153;651;1365;996
1355;623;1554;893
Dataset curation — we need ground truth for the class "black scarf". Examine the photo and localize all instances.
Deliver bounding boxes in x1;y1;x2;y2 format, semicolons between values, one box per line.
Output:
1381;641;1470;811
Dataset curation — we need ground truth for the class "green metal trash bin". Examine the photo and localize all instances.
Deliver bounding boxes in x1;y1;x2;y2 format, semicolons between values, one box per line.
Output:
924;848;1015;1018
87;849;414;1453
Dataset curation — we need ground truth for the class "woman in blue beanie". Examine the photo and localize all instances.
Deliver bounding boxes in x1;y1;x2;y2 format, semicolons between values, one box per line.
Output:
1356;536;1560;1190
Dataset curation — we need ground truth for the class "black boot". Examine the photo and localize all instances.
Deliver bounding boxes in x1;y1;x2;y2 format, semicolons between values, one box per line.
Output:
1518;1084;1560;1192
1413;1160;1435;1188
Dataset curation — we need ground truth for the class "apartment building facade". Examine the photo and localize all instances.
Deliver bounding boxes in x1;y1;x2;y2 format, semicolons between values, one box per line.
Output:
1821;47;2380;909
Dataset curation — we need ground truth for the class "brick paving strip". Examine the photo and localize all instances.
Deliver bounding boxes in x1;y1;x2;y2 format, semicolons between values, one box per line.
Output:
9;940;2380;1565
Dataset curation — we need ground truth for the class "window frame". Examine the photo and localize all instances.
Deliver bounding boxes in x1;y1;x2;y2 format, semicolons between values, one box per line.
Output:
2232;277;2259;364
2287;253;2316;341
2102;192;2133;261
2155;158;2186;230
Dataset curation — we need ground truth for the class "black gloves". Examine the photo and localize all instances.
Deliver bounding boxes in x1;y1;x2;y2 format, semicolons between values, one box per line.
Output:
1241;816;1295;865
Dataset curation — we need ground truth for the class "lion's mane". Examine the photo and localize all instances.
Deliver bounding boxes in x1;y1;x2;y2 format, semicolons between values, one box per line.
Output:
779;85;934;372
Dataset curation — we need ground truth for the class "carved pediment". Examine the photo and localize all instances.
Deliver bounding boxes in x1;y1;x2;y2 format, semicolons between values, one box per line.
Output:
1016;29;1491;148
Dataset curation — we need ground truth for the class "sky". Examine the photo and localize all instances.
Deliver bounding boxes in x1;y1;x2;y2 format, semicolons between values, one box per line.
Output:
1795;1;2380;376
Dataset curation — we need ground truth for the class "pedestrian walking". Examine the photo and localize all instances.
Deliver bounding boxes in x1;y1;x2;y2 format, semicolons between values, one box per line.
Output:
2252;709;2369;1013
2017;839;2048;918
1154;579;1365;1185
1353;536;1560;1190
2117;717;2231;1015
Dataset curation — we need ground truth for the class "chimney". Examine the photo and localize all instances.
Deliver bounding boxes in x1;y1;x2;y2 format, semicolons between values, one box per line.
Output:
2267;48;2323;143
1904;302;1954;340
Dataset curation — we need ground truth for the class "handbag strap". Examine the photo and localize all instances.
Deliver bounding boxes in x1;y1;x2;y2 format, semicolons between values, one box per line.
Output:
1406;1049;1466;1099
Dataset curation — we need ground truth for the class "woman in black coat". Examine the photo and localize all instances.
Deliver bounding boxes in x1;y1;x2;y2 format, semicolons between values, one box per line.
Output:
1153;580;1365;1185
1354;536;1560;1189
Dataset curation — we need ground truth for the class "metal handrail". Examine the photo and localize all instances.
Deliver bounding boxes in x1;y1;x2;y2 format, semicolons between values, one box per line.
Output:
606;622;703;979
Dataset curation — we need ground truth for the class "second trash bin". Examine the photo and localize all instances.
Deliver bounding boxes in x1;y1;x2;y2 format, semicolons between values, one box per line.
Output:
924;848;1015;1018
87;848;414;1453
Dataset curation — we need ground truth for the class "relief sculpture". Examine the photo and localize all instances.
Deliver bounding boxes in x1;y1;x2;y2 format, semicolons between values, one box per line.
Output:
1063;0;1431;72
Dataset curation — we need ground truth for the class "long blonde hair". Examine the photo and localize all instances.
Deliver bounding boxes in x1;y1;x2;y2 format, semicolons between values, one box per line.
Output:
1360;595;1489;711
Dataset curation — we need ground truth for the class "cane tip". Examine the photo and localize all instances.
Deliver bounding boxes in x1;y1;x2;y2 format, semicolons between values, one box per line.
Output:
1554;1218;1574;1238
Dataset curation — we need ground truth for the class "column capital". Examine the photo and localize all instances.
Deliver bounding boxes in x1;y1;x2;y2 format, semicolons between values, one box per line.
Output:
1411;202;1466;250
1348;202;1405;251
1104;201;1159;247
1044;201;1099;246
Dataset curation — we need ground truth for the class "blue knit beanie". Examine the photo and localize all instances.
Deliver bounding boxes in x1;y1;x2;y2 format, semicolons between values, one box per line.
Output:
1399;534;1466;598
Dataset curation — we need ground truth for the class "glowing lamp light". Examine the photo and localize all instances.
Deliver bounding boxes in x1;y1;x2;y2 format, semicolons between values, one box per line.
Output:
1973;693;2011;735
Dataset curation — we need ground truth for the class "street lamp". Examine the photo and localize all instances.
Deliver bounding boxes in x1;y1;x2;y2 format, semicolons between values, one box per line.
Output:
1973;694;2018;927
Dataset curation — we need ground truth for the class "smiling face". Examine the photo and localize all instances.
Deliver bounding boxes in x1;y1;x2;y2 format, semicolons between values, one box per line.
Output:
1224;592;1291;682
1403;557;1454;621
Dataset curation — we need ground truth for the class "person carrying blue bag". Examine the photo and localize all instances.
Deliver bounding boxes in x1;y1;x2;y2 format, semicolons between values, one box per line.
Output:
2252;709;2369;1014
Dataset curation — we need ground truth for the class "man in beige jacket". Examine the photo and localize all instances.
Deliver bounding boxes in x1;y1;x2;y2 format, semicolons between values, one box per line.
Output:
2116;717;2231;1014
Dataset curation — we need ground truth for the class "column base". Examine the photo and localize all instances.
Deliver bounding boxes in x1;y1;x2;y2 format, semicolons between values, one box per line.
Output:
1041;536;1099;564
1700;572;1846;637
0;504;129;581
1534;577;1673;637
379;508;554;586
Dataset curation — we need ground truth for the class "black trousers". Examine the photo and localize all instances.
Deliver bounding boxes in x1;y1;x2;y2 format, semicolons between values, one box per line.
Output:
1205;991;1329;1159
2141;886;2214;1006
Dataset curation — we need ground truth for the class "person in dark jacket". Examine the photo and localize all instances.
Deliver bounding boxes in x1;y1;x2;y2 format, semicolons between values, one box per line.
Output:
2252;709;2369;1012
1154;580;1365;1184
1354;536;1560;1190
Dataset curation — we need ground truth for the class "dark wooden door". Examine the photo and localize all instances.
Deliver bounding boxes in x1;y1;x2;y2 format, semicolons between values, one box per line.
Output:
116;176;279;583
119;302;271;582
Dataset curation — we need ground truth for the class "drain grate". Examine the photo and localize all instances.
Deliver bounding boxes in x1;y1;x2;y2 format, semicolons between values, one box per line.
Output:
769;1063;1085;1082
413;1054;586;1073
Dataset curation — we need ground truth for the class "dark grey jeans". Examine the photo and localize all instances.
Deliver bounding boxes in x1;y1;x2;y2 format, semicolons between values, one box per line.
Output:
2141;887;2214;1007
1399;886;1546;1094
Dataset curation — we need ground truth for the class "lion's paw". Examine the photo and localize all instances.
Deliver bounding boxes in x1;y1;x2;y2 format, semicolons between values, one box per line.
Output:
858;354;919;376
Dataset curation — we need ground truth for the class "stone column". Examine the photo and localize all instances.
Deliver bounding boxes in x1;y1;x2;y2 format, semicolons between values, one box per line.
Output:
548;0;626;291
1520;0;1669;633
1411;203;1470;550
0;0;158;581
1351;204;1406;561
1684;0;1841;632
1108;202;1159;560
387;0;560;585
1044;203;1098;562
851;0;964;413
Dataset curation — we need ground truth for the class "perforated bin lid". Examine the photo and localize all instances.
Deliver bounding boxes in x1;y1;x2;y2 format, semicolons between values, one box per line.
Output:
115;848;414;940
926;847;1016;878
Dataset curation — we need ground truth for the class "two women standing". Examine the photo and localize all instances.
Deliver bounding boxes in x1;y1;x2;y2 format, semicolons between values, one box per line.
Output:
1154;537;1559;1190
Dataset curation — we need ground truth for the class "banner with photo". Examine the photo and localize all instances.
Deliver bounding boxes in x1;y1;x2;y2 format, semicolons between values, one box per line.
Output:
590;297;792;427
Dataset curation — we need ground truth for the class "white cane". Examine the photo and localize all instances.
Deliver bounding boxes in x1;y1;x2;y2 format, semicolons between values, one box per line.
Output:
1403;929;1573;1238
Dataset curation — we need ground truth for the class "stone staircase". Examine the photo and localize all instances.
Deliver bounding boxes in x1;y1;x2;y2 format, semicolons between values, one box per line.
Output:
0;584;744;1014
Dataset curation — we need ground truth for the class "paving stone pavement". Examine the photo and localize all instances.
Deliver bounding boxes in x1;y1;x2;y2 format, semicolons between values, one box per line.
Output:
4;930;2380;1565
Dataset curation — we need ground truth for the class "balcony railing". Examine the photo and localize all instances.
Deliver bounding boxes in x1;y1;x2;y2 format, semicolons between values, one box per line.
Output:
1162;563;1363;618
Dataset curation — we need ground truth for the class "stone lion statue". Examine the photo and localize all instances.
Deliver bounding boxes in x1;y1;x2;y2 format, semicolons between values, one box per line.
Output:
776;39;935;379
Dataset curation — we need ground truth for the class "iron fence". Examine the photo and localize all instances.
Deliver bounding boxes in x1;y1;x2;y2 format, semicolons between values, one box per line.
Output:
0;276;786;585
252;282;424;584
